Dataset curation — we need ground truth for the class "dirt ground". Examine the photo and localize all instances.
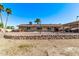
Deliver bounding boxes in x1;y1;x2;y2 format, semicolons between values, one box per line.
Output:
0;38;79;56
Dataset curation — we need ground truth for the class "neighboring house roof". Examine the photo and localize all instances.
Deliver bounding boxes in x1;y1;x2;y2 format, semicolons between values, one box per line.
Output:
63;20;79;26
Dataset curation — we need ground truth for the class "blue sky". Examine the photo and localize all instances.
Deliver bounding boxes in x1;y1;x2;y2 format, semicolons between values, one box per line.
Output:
1;3;79;27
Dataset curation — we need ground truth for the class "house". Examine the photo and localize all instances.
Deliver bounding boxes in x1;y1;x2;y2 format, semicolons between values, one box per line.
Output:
17;24;62;32
17;21;79;32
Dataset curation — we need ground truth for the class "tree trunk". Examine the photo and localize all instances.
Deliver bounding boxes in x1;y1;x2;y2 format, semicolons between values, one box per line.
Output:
40;21;41;34
0;10;3;28
5;14;9;32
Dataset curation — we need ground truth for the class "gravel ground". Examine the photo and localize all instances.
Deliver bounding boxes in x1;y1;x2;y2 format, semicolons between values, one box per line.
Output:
0;38;79;56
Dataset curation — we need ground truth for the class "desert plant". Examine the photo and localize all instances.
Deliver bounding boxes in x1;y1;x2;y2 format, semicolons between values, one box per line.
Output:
6;26;14;29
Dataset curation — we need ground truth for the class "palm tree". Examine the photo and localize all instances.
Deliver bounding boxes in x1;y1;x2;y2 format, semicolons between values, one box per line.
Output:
29;21;32;25
0;22;3;28
0;4;4;28
35;18;41;24
35;18;42;33
5;8;12;29
76;16;79;32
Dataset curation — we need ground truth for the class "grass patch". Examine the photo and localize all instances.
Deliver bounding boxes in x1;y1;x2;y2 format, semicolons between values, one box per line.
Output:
18;44;33;49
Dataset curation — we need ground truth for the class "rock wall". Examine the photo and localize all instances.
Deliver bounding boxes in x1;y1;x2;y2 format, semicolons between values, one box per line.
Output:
4;32;79;39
